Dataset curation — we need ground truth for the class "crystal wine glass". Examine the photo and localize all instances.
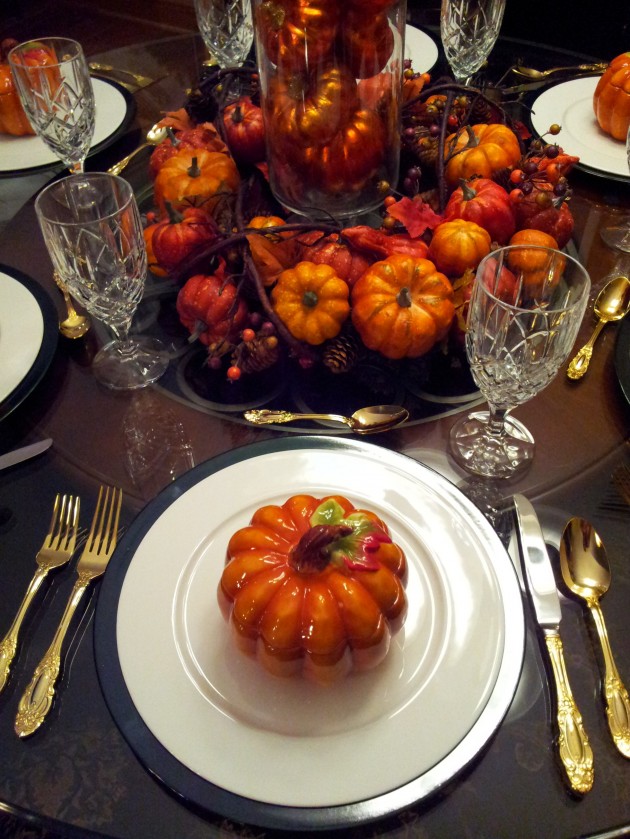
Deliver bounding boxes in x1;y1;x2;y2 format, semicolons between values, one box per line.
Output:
600;123;630;252
449;245;591;478
8;37;95;174
440;0;506;84
35;173;168;390
194;0;254;67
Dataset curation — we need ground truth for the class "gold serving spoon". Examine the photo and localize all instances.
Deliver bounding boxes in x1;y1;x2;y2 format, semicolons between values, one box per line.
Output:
567;275;630;380
560;517;630;758
108;123;168;176
53;272;90;339
513;62;608;80
244;405;409;434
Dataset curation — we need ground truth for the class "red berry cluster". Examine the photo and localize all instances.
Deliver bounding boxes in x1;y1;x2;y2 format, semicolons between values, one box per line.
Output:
507;125;570;208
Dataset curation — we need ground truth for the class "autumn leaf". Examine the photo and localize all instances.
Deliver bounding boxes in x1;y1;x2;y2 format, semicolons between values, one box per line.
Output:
386;196;443;238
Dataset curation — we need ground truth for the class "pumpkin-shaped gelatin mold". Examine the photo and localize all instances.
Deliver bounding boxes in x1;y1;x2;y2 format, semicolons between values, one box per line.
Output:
219;495;408;683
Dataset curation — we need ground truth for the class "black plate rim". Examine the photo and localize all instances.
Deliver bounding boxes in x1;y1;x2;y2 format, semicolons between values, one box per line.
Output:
614;314;630;405
94;435;525;832
0;264;58;422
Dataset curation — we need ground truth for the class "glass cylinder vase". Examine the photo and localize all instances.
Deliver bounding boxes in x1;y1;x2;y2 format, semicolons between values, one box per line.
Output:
253;0;406;219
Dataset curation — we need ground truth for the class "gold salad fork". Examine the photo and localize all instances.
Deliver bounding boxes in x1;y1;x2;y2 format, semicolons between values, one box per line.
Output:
0;494;80;694
88;62;155;89
15;485;122;738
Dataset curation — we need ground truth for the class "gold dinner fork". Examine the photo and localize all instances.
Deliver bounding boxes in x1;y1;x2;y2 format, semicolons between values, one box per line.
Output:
0;494;80;694
88;62;155;89
15;485;122;738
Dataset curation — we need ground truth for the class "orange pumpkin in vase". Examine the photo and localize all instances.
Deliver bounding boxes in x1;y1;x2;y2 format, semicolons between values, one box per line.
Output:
219;495;408;684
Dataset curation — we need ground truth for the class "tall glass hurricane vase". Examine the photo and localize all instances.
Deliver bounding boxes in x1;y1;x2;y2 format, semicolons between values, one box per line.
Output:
441;0;506;84
253;0;405;219
36;174;168;390
194;0;254;66
449;245;590;478
9;38;95;174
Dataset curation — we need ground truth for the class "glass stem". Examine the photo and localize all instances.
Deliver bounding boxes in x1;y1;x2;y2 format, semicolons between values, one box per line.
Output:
486;404;508;438
68;160;85;174
110;318;136;355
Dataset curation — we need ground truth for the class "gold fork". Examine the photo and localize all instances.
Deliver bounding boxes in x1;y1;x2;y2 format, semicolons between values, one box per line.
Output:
88;62;155;88
15;485;122;738
0;494;80;694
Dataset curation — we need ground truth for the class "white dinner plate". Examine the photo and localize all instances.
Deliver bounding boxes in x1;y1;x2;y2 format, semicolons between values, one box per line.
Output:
0;268;57;418
95;437;525;830
0;77;131;175
530;77;629;180
405;24;439;74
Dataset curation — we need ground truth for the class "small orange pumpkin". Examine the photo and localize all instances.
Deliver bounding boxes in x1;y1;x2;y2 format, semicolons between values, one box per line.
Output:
153;148;240;215
219;494;407;683
507;229;564;292
271;261;350;344
444;123;521;186
428;219;492;277
593;52;630;141
351;253;454;359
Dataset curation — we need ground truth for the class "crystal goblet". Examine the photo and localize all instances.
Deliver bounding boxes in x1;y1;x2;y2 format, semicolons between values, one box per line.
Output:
8;37;95;174
600;124;630;252
194;0;254;67
440;0;506;84
35;173;168;390
449;245;591;478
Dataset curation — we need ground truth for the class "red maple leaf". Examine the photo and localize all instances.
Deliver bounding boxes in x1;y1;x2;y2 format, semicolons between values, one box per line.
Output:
386;196;443;238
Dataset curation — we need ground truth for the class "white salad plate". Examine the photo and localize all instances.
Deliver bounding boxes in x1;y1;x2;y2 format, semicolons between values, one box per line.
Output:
404;25;439;74
95;436;525;831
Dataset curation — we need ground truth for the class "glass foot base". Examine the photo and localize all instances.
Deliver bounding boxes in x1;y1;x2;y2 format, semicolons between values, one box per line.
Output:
93;337;169;390
600;223;630;253
449;411;535;479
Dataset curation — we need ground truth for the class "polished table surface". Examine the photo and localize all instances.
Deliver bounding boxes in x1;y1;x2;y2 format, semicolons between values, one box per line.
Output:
1;19;630;839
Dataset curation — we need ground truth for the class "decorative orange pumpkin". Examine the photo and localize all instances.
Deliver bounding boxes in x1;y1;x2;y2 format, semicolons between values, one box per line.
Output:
593;52;630;141
428;219;492;277
143;223;168;277
149;123;227;179
299;232;372;287
351;253;455;359
512;184;574;248
0;64;34;135
443;178;515;245
153;148;240;215
444;123;521;186
338;11;394;79
176;263;248;346
151;205;218;272
271;261;350;345
219;494;407;683
507;229;564;292
256;0;339;76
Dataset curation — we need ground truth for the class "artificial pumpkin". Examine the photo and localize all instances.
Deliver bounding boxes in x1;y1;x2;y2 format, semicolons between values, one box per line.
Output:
507;229;564;293
351;253;455;359
299;232;372;287
150;205;218;272
222;96;266;165
338;11;394;79
343;226;429;261
444;178;515;245
245;216;300;286
428;218;491;277
219;494;407;683
149;123;227;179
153;148;240;215
256;0;339;76
0;64;34;135
143;223;168;277
593;52;630;141
271;261;350;345
444;123;521;186
512;184;574;248
176;263;248;347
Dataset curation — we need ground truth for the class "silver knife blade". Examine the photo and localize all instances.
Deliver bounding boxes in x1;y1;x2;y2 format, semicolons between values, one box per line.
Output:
513;494;561;628
0;439;52;471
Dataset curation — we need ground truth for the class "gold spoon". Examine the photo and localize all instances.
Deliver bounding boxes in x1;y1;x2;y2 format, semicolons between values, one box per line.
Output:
513;62;607;80
53;272;90;339
560;517;630;758
244;405;409;434
107;123;169;176
567;275;630;380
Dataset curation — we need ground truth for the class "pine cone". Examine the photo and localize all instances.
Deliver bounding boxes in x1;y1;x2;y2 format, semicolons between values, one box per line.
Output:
416;136;439;169
468;96;494;125
322;332;361;374
238;337;280;374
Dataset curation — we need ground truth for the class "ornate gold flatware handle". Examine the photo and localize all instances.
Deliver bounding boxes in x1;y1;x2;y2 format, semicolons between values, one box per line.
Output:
588;599;630;757
545;631;594;793
244;409;352;428
567;320;606;379
0;567;50;693
15;575;90;738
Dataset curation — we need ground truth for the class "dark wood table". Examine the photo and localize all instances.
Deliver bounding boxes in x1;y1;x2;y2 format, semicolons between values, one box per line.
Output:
1;21;630;839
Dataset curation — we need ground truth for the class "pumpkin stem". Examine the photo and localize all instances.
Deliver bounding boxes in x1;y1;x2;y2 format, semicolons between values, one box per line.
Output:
164;201;183;224
396;287;412;308
290;524;353;573
165;126;179;146
459;179;478;201
230;104;244;125
302;289;319;308
187;156;201;178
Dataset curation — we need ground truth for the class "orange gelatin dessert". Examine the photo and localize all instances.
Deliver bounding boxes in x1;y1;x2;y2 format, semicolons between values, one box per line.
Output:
218;494;408;683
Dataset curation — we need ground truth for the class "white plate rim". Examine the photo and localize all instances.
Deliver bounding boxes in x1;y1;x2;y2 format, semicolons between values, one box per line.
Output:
95;436;525;830
404;24;439;74
530;77;628;180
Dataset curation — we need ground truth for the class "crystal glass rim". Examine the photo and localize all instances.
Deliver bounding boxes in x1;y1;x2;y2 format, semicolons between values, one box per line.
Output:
35;173;137;229
474;244;591;315
7;37;86;70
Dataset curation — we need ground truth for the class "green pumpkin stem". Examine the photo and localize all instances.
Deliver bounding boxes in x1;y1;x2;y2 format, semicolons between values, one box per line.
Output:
302;289;319;308
459;179;478;201
187;156;201;178
290;524;353;573
164;201;183;224
396;286;412;308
